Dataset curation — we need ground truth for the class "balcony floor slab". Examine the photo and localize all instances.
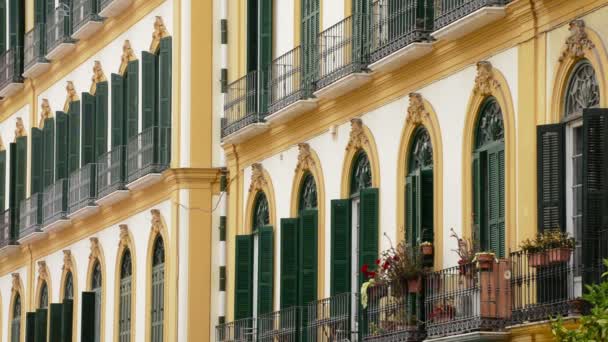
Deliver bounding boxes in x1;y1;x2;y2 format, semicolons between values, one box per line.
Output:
369;42;434;73
68;205;100;221
23;61;51;78
72;21;104;40
96;189;129;206
432;7;507;41
0;244;19;255
425;331;510;342
222;123;270;145
313;73;372;101
127;174;162;191
99;0;133;17
17;230;46;244
265;99;318;126
46;43;76;60
0;82;24;98
42;218;71;233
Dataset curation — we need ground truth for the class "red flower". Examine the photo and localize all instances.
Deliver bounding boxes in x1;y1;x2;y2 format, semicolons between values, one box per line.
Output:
382;261;390;270
361;264;369;274
393;256;400;261
375;259;381;265
367;271;376;279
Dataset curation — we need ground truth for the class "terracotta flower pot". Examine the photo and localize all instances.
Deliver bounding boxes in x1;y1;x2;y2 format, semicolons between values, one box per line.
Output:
527;252;548;267
547;247;572;264
421;244;433;256
476;253;495;270
407;277;422;294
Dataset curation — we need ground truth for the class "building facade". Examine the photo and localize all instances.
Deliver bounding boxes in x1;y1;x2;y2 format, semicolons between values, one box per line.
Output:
218;0;608;341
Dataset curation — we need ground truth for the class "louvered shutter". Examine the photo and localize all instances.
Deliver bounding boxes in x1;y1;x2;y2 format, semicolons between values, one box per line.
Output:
15;136;27;203
81;93;96;166
26;312;35;342
301;0;319;86
420;169;434;243
67;102;80;174
34;0;44;24
0;150;6;211
9;0;24;47
299;209;317;305
55;112;69;180
111;74;125;148
280;218;298;309
142;51;158;130
537;124;565;232
330;199;351;295
234;234;253;320
126;60;139;140
257;226;273;315
34;309;47;342
61;299;73;342
49;303;62;342
472;152;483;246
487;144;505;258
0;0;5;52
246;0;257;72
359;188;379;286
406;175;417;245
81;292;95;341
258;0;272;113
8;143;16;212
158;37;172;167
95;82;108;159
43;118;55;190
30;127;43;195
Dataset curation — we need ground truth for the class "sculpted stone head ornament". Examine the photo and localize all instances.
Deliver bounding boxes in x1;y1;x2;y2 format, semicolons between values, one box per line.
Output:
14;118;25;142
119;40;137;75
39;99;52;128
90;61;107;95
64;81;79;112
150;16;170;53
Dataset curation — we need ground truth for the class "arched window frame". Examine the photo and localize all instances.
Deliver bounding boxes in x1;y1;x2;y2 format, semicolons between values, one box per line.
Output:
349;149;372;197
150;236;165;342
118;249;133;342
10;294;21;342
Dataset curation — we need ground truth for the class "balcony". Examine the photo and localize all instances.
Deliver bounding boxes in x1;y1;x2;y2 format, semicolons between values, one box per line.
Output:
68;163;99;220
305;292;358;341
23;23;50;78
265;46;318;126
126;126;170;190
46;8;76;60
215;317;255;342
72;0;104;40
432;0;509;41
314;15;371;100
17;194;45;244
99;0;133;17
0;47;24;98
368;0;434;72
221;71;269;144
42;179;71;232
0;208;18;252
96;146;129;206
424;261;511;340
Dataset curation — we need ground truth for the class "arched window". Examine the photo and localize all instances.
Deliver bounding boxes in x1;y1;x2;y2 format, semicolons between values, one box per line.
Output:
39;281;49;309
252;192;270;230
151;237;165;342
406;126;433;246
564;59;599;118
91;261;102;342
64;271;74;300
350;150;372;196
11;294;21;342
298;173;318;211
473;97;505;257
119;249;133;341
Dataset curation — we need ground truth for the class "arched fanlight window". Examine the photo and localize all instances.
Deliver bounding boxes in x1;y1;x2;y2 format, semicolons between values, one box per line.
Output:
564;59;599;118
64;271;74;300
406;126;434;247
39;281;49;309
252;192;270;229
91;261;102;342
473;97;506;258
151;236;165;342
299;172;318;211
11;294;21;342
350;150;372;196
119;250;133;341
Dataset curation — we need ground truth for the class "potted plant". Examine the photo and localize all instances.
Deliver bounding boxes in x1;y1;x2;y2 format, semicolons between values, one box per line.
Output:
474;252;496;270
520;237;547;267
544;229;575;264
450;228;476;275
420;241;433;256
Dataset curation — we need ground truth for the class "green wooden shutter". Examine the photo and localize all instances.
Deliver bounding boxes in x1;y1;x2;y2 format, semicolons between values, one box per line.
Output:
259;0;273;69
0;0;5;52
26;312;35;342
30;127;43;195
299;209;317;306
49;303;62;342
55;112;69;180
280;218;298;309
359;188;379;286
34;0;44;24
81;292;95;341
330;199;351;295
61;299;73;342
9;143;16;211
473;151;483;247
43;118;55;190
142;51;158;130
95;82;108;159
111;74;125;148
246;0;258;72
158;37;172;129
34;308;47;342
537;124;565;232
9;0;24;47
81;93;96;166
15;136;27;203
405;175;417;245
0;150;6;211
301;0;319;86
257;226;274;315
420;169;434;243
126;60;139;140
486;144;505;258
67;102;80;174
234;234;253;320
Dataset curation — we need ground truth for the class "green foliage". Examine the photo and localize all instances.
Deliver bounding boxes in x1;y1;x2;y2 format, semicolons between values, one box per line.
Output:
551;260;608;341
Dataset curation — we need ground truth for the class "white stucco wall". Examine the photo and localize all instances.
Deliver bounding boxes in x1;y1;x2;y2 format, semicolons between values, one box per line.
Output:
274;0;295;58
323;0;345;30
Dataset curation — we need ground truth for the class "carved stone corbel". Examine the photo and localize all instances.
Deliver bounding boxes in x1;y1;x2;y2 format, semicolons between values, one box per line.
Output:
150;16;170;53
13;118;26;142
62;250;73;272
560;20;595;62
295;143;315;173
248;163;267;193
119;40;137;76
151;209;162;234
406;93;428;126
119;224;130;248
39;99;52;128
90;61;107;95
473;61;500;96
63;81;79;112
346;118;369;151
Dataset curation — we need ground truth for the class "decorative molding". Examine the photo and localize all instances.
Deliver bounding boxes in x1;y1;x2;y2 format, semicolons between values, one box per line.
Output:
89;237;101;262
119;40;137;76
151;209;162;234
62;250;73;271
90;61;107;95
150;16;170;53
248;163;267;193
38;260;49;281
473;61;500;96
39;99;52;128
11;273;20;293
14;118;26;142
0;136;5;151
406;93;428;125
560;20;595;62
119;224;130;248
346;118;369;151
63;81;80;112
295;143;315;173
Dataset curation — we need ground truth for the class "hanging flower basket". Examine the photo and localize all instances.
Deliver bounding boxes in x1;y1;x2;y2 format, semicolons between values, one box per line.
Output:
407;276;422;294
475;252;495;270
420;242;433;256
547;247;572;264
527;251;548;267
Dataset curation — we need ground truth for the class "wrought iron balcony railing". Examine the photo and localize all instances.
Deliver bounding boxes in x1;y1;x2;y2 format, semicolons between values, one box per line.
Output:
0;47;24;89
316;15;368;91
215;317;256;342
369;0;433;64
72;0;103;35
0;208;15;248
126;126;171;184
68;163;97;214
305;292;357;342
97;145;126;198
222;71;267;138
18;194;43;239
46;8;75;56
268;46;313;114
42;179;69;226
24;23;48;72
257;306;301;342
424;260;511;339
433;0;509;32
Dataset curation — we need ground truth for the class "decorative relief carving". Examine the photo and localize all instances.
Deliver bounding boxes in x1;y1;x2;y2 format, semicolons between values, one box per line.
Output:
119;40;137;76
473;61;500;96
14;118;26;142
150;16;170;53
62;250;73;271
346;118;369;151
38;261;48;281
249;163;267;193
560;20;595;62
151;209;162;234
39;99;52;128
63;81;79;112
11;273;20;293
89;237;101;262
90;61;107;95
406;93;428;125
295;143;315;173
119;224;130;248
